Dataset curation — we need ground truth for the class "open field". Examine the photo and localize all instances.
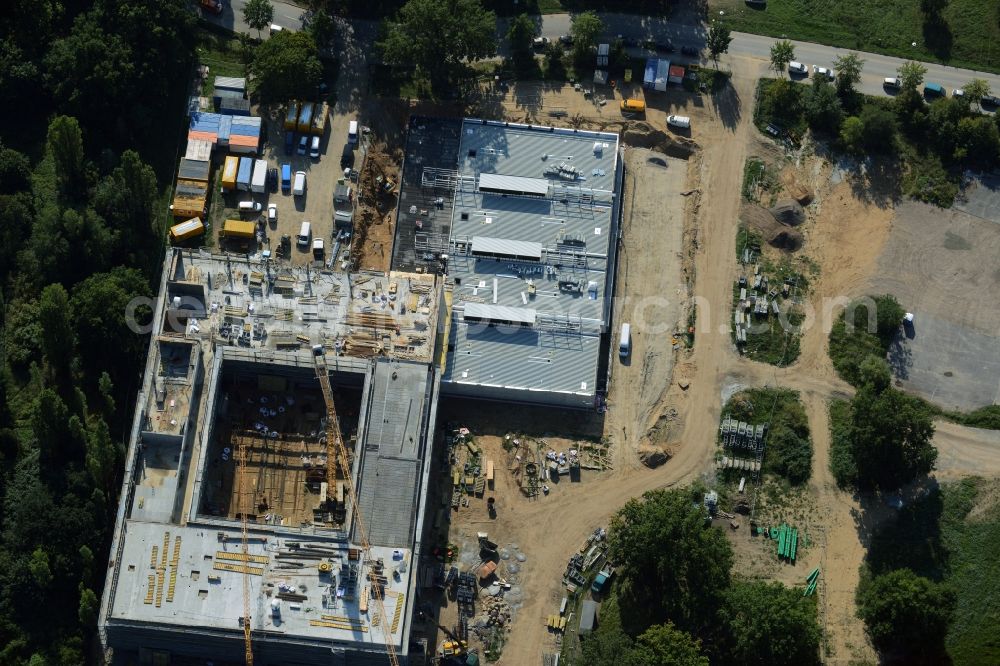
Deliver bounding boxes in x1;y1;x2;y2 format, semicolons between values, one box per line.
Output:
710;0;1000;74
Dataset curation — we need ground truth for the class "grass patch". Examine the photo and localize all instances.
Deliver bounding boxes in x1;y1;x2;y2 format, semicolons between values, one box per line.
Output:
827;294;904;385
709;0;1000;74
734;251;810;367
735;224;763;262
944;405;1000;430
754;78;808;140
741;157;781;203
723;388;812;484
828;398;855;489
899;142;961;207
194;26;246;97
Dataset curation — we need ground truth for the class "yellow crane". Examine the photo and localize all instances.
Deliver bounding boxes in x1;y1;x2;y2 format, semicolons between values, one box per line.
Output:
315;355;400;666
237;432;253;665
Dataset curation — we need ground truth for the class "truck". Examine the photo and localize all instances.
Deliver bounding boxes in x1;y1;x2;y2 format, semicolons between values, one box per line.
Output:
221;219;255;240
311;101;328;136
169;217;205;243
591;565;614;593
284;102;300;131
312;237;324;259
221;155;239;191
297;102;314;134
251;159;267;194
281;164;291;193
667;115;691;129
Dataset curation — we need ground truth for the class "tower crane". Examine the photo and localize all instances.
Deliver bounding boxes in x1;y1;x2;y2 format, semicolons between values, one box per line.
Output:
315;355;400;666
237;431;253;664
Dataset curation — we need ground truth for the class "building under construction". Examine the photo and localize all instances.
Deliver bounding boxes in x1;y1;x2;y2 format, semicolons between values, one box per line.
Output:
98;249;443;664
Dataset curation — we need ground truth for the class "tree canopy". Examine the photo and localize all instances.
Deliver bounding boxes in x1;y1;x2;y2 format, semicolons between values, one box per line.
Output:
707;22;732;68
378;0;497;87
251;30;323;102
243;0;275;37
858;568;956;660
608;488;733;635
570;11;603;63
722;581;822;665
770;40;795;77
898;60;928;91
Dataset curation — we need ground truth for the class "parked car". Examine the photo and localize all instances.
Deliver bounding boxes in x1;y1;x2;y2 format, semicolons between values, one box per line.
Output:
310;136;321;159
883;77;901;90
280;164;291;193
617;35;639;48
924;82;945;97
532;37;549;51
267;167;278;192
297;135;308;155
267;203;277;224
199;0;223;15
680;45;700;57
558;34;573;46
655;40;676;53
667;115;691;129
953;88;965;98
788;61;808;75
812;65;834;81
982;94;1000;107
284;131;294;155
238;201;262;214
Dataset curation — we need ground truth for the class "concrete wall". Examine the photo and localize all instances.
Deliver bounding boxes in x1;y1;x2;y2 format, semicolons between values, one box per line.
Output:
440;378;597;410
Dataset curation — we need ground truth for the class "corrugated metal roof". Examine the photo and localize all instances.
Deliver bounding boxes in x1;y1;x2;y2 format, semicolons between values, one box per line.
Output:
218;115;232;142
184;139;212;161
219;97;251;115
470;236;542;260
463;302;537;325
478;172;549;196
579;600;598;633
177;158;210;181
214;76;246;91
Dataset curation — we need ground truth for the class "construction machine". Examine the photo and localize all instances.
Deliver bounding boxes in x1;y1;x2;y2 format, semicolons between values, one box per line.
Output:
314;355;400;666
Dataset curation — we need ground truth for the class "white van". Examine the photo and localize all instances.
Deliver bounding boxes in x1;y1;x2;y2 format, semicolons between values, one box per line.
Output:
666;115;691;129
619;323;631;359
348;120;358;145
788;61;807;74
238;201;262;213
297;221;311;247
293;170;306;196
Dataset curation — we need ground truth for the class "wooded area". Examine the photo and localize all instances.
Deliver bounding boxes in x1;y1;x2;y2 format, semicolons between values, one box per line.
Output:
0;1;194;662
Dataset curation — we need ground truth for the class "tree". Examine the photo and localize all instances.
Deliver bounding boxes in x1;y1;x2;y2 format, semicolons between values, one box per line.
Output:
803;76;843;132
840;116;864;153
0;144;32;194
833;52;864;98
721;581;821;665
78;585;98;627
251;31;323;102
608;488;733;635
898;60;928;91
243;0;275;38
706;21;732;69
38;283;76;379
378;0;497;88
544;42;566;80
570;11;603;64
27;548;52;589
633;623;709;666
858;569;955;659
46;116;85;202
927;97;967;157
307;8;336;47
92;150;160;270
957;115;1000;164
846;358;937;490
85;416;120;496
507;13;537;59
770;40;795;77
962;78;991;110
859;105;898;153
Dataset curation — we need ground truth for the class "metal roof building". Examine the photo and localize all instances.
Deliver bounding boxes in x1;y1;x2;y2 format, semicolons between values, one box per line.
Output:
436;119;625;409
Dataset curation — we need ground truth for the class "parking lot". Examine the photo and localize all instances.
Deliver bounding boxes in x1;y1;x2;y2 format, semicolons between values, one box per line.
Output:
214;102;358;267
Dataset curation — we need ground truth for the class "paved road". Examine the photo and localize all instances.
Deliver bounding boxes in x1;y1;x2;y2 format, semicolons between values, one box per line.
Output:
205;0;307;35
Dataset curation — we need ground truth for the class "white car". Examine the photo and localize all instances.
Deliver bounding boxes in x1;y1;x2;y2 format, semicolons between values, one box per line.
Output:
788;61;808;75
267;203;277;223
952;88;965;97
812;65;834;81
883;77;901;89
666;115;691;129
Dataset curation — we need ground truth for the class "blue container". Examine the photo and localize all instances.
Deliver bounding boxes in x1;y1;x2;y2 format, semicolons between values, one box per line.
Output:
219;115;232;143
237;157;253;190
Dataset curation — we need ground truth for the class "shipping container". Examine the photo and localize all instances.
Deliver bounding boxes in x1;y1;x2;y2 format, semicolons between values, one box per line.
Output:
169;218;205;243
654;60;670;92
218;115;232;144
178;158;210;182
297;102;314;134
171;179;207;218
185;139;213;162
284;102;300;130
311;102;328;136
643;58;657;88
237;157;253;191
251;159;267;193
187;130;217;145
228;135;259;155
222;219;255;239
219;97;251;116
214;76;247;93
221;155;239;190
213;89;244;106
668;65;685;85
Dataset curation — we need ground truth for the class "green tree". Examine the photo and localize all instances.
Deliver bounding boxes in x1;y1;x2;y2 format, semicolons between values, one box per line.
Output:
706;21;732;69
608;488;733;635
85;416;120;495
0;144;32;194
845;358;937;490
379;0;497;88
927;97;967;158
898;60;928;91
92;150;160;270
721;581;821;665
544;42;566;80
38;283;76;379
803;76;843;132
962;78;991;111
769;40;795;77
46;116;85;201
833;52;864;98
243;0;275;38
27;548;52;589
251;31;323;102
507;13;536;58
840;116;864;152
858;569;955;659
78;585;98;627
859;105;898;153
570;11;603;64
957;115;1000;164
633;622;708;666
307;8;336;47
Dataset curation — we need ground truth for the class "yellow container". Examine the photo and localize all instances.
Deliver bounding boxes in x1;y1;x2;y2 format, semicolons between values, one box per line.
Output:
169;218;205;243
620;98;646;113
222;219;255;239
221;155;239;190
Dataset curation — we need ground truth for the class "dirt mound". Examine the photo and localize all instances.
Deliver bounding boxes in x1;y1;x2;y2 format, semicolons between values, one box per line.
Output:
769;199;806;226
785;182;814;205
623;121;696;159
638;446;669;468
740;204;804;251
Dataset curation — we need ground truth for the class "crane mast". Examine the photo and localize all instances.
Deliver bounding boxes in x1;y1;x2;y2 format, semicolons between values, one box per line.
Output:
237;432;253;664
315;356;400;666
